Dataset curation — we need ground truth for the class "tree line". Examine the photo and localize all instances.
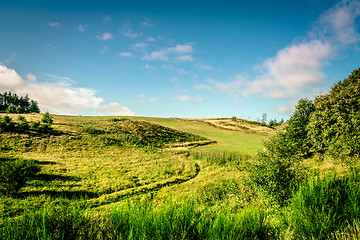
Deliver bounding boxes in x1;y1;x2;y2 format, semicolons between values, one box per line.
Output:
0;91;40;113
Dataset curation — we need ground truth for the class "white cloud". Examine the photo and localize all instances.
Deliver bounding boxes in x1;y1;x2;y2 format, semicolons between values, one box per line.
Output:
122;23;141;39
248;40;333;99
143;44;193;62
143;50;169;61
96;102;135;116
96;33;113;40
172;94;204;103
167;44;193;54
276;105;295;114
146;36;156;42
0;65;135;116
78;24;87;32
144;64;154;69
118;52;135;58
26;73;37;83
175;55;194;62
317;0;360;44
198;64;213;70
0;65;26;88
196;40;333;104
172;95;190;102
129;43;148;49
141;20;154;27
48;22;60;27
138;94;158;104
193;83;213;91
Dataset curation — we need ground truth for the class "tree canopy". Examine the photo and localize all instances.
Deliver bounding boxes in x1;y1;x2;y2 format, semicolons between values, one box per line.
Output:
0;92;40;114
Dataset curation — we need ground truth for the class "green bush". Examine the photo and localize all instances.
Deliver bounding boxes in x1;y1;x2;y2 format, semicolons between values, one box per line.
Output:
5;105;19;113
250;98;312;206
307;68;360;156
286;170;360;239
286;98;315;156
41;112;53;124
250;132;305;206
0;116;16;132
0;158;41;195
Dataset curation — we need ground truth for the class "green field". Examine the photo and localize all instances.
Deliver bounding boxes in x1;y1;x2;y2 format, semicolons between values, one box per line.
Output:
1;113;359;239
131;117;267;153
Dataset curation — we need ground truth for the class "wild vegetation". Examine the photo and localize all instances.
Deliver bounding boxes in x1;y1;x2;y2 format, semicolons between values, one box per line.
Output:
0;92;40;114
0;68;360;239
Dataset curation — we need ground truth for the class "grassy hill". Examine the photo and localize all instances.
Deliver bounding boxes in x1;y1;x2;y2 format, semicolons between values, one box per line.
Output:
1;113;358;239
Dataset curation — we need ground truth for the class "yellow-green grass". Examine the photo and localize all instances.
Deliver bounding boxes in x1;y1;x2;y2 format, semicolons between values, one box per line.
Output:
129;116;267;153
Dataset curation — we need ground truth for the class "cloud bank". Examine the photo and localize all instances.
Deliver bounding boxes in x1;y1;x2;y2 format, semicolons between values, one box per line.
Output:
0;65;135;116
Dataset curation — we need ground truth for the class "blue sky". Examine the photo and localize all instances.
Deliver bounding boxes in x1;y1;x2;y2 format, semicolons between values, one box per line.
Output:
1;0;360;121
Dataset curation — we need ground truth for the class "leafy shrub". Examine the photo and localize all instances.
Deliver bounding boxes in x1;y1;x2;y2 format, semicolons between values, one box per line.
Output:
286;98;315;156
286;170;360;239
250;98;313;206
17;120;30;132
17;115;26;122
0;116;16;132
30;121;40;129
307;68;360;156
250;132;305;206
41;112;53;124
0;158;41;195
5;105;19;113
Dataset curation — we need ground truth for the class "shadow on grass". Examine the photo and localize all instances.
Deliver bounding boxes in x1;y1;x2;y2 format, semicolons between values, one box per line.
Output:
33;173;80;182
16;190;99;200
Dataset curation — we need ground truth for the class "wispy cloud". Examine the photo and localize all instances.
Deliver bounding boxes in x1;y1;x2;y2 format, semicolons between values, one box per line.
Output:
78;24;87;32
143;44;194;61
96;33;113;40
195;0;360;114
141;19;154;27
122;23;141;39
175;55;194;62
48;22;60;28
198;64;213;70
129;43;148;50
0;65;135;116
137;94;158;104
316;0;360;44
248;40;333;99
172;94;204;103
146;36;156;42
144;64;154;69
118;52;135;58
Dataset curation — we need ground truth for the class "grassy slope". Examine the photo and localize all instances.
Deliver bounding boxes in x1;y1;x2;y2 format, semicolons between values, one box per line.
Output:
0;113;269;235
2;114;359;239
130;117;266;153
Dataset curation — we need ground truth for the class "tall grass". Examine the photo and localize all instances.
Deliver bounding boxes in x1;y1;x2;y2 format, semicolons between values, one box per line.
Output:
191;151;252;166
0;198;275;240
285;169;360;239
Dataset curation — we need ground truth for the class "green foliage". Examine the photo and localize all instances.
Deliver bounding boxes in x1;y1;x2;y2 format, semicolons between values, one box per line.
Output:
0;158;41;196
5;105;19;113
0;116;16;132
286;98;315;156
250;98;313;206
250;132;305;206
0;199;275;240
307;68;360;156
191;150;251;166
41;112;53;124
286;170;360;239
0;92;40;113
0;116;51;134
